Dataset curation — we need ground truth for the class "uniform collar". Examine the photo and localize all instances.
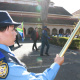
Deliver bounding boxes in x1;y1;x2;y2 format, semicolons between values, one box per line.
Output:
0;44;11;52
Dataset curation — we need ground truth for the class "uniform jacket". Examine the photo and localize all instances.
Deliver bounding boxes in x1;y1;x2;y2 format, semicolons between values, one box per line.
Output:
0;44;60;80
41;30;50;42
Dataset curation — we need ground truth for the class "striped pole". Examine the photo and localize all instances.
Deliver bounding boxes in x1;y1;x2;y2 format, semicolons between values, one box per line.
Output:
59;21;80;57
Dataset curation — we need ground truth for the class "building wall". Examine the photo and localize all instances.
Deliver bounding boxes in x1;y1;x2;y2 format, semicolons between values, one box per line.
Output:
23;23;73;36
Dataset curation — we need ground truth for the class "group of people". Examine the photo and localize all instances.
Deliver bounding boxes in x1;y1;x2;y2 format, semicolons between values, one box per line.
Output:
0;11;64;80
30;26;51;56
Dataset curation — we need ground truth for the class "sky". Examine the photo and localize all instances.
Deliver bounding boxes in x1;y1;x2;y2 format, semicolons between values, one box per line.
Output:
50;0;80;14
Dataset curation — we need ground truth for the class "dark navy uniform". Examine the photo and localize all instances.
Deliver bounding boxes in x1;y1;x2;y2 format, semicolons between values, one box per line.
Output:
40;30;50;55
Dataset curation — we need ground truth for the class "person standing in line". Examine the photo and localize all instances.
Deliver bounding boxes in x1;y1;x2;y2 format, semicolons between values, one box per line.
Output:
40;26;51;56
30;27;40;51
0;11;64;80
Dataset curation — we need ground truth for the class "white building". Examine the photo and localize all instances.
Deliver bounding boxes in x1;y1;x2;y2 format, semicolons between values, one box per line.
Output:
0;0;79;37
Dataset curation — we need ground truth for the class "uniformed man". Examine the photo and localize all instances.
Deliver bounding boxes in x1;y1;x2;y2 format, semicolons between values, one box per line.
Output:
0;11;64;80
40;26;50;56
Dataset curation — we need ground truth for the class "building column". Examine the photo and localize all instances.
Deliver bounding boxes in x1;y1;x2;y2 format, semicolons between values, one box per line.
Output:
50;28;52;35
57;29;59;34
64;29;66;34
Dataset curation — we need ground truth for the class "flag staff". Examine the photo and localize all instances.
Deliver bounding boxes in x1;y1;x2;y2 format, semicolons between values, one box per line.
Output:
59;21;80;57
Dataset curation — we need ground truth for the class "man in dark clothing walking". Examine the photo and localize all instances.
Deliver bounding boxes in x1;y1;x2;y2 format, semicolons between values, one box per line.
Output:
30;27;39;51
40;26;50;56
15;29;21;47
15;34;20;47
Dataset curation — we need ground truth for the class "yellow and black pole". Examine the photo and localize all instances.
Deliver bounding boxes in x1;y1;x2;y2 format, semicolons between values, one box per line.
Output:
59;21;80;57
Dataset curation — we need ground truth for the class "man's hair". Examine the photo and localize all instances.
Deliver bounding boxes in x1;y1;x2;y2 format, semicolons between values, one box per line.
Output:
0;26;9;32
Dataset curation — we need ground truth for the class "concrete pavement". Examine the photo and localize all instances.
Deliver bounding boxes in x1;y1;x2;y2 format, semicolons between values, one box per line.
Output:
12;38;80;80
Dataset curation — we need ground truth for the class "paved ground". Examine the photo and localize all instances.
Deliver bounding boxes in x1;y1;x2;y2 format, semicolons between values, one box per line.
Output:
12;38;80;80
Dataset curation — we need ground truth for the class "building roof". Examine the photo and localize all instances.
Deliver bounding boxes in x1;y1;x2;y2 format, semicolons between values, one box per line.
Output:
0;2;78;25
48;6;72;16
72;9;80;15
0;2;72;16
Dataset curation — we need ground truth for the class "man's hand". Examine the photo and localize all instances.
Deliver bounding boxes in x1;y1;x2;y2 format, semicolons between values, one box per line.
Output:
54;54;64;65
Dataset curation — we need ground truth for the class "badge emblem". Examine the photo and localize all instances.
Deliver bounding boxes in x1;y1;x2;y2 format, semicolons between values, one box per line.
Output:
0;60;8;79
